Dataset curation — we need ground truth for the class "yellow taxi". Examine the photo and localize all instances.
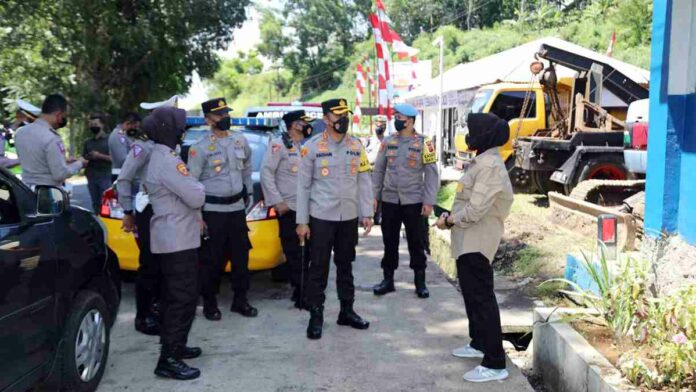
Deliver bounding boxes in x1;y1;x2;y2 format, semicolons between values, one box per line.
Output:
99;116;288;274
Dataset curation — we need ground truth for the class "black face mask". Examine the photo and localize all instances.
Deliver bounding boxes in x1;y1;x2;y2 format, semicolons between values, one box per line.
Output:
394;119;407;132
333;116;349;134
216;117;231;131
302;124;313;138
57;115;68;129
126;128;139;138
90;126;102;134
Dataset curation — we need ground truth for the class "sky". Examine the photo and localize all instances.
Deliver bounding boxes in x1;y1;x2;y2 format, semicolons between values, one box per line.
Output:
180;1;278;110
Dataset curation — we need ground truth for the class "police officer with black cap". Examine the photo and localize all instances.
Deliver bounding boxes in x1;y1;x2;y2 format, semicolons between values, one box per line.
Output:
296;98;373;340
188;98;258;321
261;110;313;309
144;107;205;380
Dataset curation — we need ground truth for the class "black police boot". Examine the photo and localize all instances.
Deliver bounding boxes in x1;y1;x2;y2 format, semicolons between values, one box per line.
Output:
134;315;160;336
181;346;202;359
203;296;222;321
154;347;201;380
373;269;396;296
414;270;430;299
337;300;370;330
306;305;324;340
231;295;258;318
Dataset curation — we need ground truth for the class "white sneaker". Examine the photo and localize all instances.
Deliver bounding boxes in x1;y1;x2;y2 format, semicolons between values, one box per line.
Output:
451;344;484;358
463;366;509;383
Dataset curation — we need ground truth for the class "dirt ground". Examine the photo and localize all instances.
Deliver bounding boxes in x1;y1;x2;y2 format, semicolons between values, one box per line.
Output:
493;194;595;300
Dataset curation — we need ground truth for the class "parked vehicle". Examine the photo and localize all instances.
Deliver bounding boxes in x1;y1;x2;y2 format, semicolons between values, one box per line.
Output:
100;116;284;275
0;168;121;392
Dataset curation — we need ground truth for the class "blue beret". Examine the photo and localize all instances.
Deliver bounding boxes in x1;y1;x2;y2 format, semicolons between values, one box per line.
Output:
394;103;418;117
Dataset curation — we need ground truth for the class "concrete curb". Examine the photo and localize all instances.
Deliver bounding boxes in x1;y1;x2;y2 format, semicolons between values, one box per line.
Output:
533;308;638;392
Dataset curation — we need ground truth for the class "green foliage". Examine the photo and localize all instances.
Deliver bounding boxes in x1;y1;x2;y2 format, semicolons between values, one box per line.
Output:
542;252;696;389
209;0;652;115
1;0;250;151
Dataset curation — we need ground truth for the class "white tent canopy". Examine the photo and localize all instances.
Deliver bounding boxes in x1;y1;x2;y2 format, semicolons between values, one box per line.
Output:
405;37;649;108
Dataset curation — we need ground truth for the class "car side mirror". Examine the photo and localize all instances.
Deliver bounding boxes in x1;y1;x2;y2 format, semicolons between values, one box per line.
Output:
35;185;69;216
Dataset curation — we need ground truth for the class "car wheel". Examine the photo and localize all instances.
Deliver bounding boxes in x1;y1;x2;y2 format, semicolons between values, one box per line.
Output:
59;291;111;392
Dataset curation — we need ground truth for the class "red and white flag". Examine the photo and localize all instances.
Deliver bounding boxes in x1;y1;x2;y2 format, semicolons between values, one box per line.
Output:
370;12;394;120
606;31;616;57
354;63;367;125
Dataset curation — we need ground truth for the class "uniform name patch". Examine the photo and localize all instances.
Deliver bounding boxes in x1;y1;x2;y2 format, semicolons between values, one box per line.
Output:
316;152;332;158
422;139;437;165
176;163;189;176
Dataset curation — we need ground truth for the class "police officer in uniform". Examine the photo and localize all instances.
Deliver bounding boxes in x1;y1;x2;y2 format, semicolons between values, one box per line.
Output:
260;110;313;309
109;112;141;182
117;119;159;335
145;107;205;380
188;98;257;320
15;94;88;188
372;103;439;298
296;98;373;340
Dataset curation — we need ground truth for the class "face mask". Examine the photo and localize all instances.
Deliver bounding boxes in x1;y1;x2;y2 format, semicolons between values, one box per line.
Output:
302;124;313;138
126;128;139;138
57;115;68;129
394;119;407;132
90;126;102;134
216;117;231;131
333;116;349;134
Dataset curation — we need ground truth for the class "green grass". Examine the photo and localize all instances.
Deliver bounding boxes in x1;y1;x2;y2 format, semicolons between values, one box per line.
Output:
513;247;546;276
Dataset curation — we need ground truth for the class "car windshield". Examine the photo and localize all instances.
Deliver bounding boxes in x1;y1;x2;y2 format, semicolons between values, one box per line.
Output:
470;89;493;113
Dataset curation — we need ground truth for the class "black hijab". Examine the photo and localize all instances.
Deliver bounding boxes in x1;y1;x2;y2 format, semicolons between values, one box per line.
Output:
145;107;187;149
465;112;510;154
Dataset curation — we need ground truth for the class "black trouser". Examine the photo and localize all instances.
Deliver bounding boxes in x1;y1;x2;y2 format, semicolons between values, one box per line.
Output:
380;201;427;272
456;253;506;369
134;205;159;319
305;217;358;307
199;210;251;300
278;210;310;290
157;249;198;356
86;174;112;214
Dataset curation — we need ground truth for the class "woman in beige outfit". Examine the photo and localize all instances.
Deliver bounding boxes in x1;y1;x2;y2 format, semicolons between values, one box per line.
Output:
436;113;514;383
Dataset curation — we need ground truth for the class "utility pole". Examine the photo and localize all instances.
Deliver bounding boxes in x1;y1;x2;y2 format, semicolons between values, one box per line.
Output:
433;35;445;171
467;0;473;30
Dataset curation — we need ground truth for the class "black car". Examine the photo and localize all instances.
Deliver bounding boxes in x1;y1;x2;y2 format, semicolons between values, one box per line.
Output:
0;168;121;392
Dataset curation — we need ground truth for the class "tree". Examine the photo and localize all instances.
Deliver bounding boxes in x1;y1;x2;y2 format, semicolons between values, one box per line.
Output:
257;0;372;96
0;0;250;143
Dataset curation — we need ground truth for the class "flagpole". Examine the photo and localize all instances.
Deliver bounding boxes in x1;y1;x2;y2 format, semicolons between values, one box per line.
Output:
433;35;445;172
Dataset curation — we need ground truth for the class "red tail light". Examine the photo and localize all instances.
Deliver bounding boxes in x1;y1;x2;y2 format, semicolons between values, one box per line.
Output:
246;200;276;222
100;187;125;219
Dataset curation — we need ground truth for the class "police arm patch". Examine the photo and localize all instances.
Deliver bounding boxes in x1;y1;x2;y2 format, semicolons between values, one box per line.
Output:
176;162;189;176
358;148;371;173
189;147;197;158
57;141;65;154
132;145;143;157
422;139;437;164
301;146;309;158
272;144;281;154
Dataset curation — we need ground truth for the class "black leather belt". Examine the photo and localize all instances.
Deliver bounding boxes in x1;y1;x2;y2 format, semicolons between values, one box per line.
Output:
205;187;247;205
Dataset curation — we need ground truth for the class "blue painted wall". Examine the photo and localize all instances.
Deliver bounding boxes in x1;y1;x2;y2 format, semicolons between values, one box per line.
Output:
645;0;696;245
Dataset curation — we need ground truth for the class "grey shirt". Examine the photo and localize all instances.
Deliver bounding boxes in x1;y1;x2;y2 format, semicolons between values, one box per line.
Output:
372;133;439;206
15;118;83;187
108;125;132;173
296;130;374;224
260;137;301;211
116;139;154;212
188;130;253;212
145;144;206;254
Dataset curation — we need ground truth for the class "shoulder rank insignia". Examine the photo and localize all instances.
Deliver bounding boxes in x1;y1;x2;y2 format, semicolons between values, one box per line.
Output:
176;162;189;176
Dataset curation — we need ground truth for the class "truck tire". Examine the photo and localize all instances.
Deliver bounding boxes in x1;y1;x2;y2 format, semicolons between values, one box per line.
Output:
564;158;630;195
530;170;555;194
58;291;111;392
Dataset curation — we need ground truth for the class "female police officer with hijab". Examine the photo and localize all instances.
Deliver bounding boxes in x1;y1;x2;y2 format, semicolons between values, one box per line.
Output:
435;112;514;383
144;107;206;380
